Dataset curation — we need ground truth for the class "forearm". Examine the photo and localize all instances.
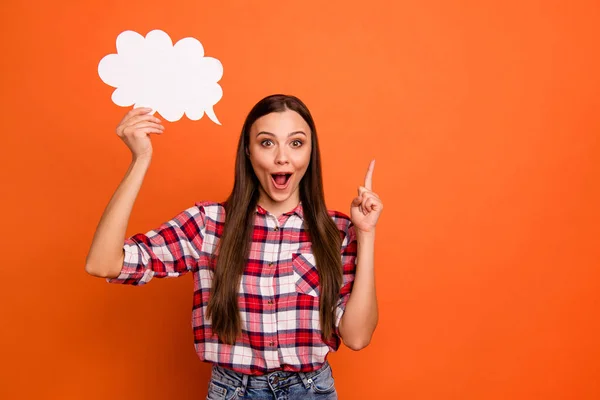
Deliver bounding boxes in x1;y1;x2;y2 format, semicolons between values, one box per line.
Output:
339;230;378;350
85;156;151;278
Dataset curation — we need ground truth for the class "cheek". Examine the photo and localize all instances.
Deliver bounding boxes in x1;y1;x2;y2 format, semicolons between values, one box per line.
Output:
249;152;269;174
249;159;264;180
300;152;311;170
292;151;311;175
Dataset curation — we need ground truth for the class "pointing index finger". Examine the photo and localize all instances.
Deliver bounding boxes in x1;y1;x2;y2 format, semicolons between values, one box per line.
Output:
364;159;375;190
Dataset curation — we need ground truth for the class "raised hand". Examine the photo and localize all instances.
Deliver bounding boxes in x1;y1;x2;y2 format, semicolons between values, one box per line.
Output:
116;107;165;160
350;160;383;234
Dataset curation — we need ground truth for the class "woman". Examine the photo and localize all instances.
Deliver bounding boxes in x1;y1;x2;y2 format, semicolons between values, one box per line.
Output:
85;94;382;399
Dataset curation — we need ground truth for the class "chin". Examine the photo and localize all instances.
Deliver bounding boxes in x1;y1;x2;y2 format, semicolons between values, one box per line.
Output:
261;183;298;205
267;191;293;204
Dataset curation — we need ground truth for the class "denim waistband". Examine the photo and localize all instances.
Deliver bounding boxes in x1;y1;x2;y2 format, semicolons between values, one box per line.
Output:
211;361;331;390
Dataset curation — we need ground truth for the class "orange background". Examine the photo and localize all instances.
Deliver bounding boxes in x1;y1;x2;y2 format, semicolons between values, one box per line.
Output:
1;0;599;399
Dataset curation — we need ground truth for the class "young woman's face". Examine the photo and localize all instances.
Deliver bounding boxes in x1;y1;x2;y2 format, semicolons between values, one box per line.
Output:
248;109;312;211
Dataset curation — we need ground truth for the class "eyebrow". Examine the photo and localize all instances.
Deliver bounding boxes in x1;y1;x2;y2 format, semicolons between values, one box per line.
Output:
256;130;307;138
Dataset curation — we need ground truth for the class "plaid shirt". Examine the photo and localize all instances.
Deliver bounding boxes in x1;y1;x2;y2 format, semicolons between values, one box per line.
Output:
108;201;357;375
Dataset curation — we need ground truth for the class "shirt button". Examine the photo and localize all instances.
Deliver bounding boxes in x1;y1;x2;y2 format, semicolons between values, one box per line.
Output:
267;300;273;305
269;341;274;346
268;262;274;267
274;226;279;231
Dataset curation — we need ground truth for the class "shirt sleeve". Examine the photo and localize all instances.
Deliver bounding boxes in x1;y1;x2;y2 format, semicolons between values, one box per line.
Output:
334;222;357;336
106;205;206;286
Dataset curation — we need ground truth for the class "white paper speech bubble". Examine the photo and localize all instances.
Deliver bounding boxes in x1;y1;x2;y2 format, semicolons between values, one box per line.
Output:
98;29;223;124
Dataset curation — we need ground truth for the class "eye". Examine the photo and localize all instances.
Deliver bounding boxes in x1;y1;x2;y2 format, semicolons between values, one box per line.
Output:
261;139;274;147
291;139;303;148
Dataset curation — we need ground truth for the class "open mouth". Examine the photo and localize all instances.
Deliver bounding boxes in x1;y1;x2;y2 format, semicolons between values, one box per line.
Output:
271;173;292;189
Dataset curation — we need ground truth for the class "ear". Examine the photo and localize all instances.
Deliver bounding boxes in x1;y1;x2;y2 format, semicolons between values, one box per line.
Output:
245;147;250;157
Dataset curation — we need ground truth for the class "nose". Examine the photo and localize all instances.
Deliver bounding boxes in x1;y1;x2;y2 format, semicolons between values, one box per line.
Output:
275;146;289;165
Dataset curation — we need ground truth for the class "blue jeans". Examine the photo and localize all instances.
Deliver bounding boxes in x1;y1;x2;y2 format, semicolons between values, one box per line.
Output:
206;361;338;400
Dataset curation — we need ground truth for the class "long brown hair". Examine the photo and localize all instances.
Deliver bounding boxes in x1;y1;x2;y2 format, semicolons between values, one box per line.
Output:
206;94;343;344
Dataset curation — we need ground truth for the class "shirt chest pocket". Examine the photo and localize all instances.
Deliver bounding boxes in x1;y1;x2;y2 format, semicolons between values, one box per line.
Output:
292;253;320;297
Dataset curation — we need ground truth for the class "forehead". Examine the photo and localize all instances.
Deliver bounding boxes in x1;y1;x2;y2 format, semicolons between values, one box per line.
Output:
250;110;310;136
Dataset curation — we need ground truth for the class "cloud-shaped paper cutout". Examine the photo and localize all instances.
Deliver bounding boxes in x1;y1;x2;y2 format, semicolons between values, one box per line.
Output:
98;29;223;124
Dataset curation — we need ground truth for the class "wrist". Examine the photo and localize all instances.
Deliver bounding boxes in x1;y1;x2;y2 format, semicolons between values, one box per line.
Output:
132;153;152;165
356;228;376;242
